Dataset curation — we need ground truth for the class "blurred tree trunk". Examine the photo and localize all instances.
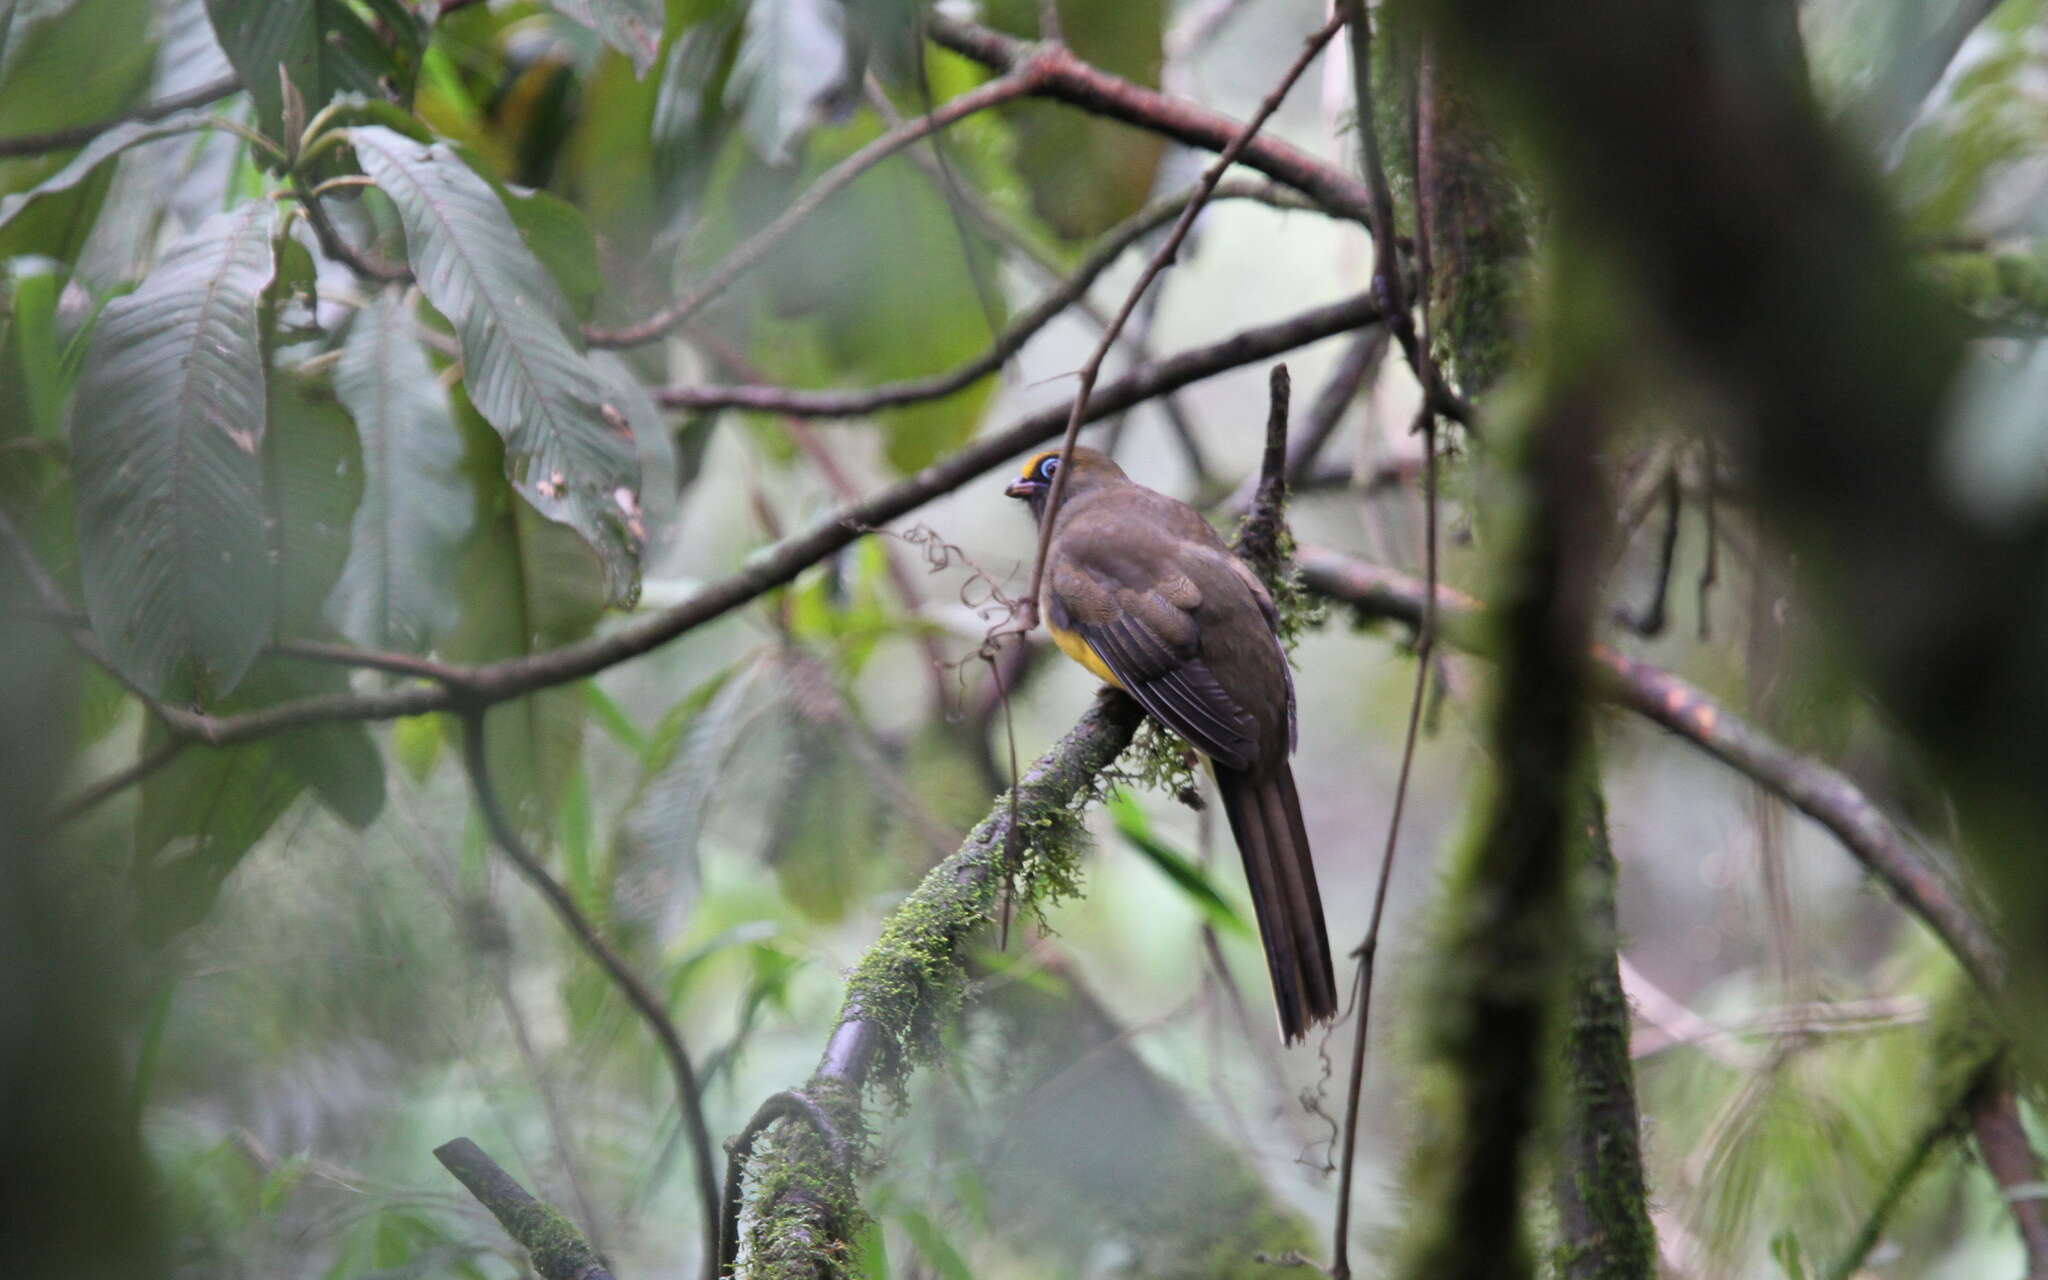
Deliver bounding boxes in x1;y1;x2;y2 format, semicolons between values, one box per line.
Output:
1553;785;1657;1278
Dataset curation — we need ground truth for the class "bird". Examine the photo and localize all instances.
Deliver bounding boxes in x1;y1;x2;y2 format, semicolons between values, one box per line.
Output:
1006;446;1338;1042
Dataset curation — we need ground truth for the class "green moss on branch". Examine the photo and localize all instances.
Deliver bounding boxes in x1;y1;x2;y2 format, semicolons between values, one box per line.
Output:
1552;786;1656;1279
736;691;1144;1279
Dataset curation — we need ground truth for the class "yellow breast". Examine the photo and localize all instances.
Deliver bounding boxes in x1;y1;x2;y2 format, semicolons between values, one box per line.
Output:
1048;621;1123;689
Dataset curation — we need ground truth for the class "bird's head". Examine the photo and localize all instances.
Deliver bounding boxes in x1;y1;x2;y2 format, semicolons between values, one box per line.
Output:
1004;446;1125;521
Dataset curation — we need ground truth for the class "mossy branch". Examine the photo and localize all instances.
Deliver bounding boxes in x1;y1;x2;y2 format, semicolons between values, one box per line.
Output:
731;691;1144;1279
1393;349;1608;1278
434;1137;614;1280
1553;786;1656;1278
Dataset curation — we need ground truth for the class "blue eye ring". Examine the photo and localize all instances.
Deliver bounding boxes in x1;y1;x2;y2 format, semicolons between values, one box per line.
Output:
1037;455;1060;480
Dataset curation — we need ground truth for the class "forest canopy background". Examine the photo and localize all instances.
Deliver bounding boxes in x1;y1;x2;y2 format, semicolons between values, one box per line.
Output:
7;1;2048;1278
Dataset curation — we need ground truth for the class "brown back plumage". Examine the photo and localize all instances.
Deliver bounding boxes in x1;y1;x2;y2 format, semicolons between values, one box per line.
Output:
1007;447;1338;1041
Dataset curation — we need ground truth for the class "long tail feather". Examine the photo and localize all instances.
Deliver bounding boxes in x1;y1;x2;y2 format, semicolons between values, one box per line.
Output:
1215;763;1338;1042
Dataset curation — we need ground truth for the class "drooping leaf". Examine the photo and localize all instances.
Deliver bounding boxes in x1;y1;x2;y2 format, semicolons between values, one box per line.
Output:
72;200;278;700
269;371;362;635
983;0;1166;238
133;728;301;943
201;0;417;148
726;0;848;162
348;125;644;604
0;111;220;249
326;289;471;652
441;387;606;846
542;0;662;76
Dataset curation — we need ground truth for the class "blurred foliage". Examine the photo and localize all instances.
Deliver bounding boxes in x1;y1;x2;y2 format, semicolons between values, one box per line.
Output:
6;0;2048;1277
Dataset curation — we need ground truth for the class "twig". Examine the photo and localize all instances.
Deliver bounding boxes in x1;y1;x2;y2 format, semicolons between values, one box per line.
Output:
1292;545;2005;995
718;1090;855;1277
1234;364;1294;573
927;13;1374;222
458;711;720;1280
587;67;1045;348
47;734;187;828
0;75;241;158
46;288;1386;823
1697;440;1719;640
433;1137;615;1280
291;173;411;283
1966;1060;2048;1278
1330;419;1434;1279
655;178;1305;415
1222;324;1389;514
1020;11;1348;628
1617;465;1681;636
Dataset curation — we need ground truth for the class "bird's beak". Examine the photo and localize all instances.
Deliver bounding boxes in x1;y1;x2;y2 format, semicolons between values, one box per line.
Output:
1005;477;1039;500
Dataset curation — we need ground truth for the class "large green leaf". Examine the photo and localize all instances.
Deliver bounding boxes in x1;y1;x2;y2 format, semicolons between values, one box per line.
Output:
326;290;471;652
201;0;417;148
983;0;1165;238
746;111;1004;471
442;386;605;846
726;0;847;162
0;111;219;250
72;201;278;700
348;126;643;605
0;0;153;138
129;654;385;930
543;0;662;76
0;0;156;260
269;370;362;635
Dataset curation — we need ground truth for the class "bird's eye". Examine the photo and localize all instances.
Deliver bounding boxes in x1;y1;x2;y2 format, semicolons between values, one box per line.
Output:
1038;455;1060;480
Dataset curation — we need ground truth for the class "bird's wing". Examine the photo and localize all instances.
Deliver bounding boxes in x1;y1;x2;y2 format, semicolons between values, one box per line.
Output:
1046;552;1261;771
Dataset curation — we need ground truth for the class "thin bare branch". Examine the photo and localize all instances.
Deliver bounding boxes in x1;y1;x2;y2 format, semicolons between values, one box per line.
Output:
927;13;1374;222
587;68;1045;349
458;711;720;1280
1294;544;2005;995
655;179;1309;415
0;75;241;158
433;1137;615;1280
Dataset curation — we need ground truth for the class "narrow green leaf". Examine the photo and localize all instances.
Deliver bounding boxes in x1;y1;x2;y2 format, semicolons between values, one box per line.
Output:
72;201;278;700
542;0;662;76
349;126;643;605
326;289;471;652
895;1208;975;1280
200;0;411;147
8;263;62;434
1107;792;1253;937
582;680;650;760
